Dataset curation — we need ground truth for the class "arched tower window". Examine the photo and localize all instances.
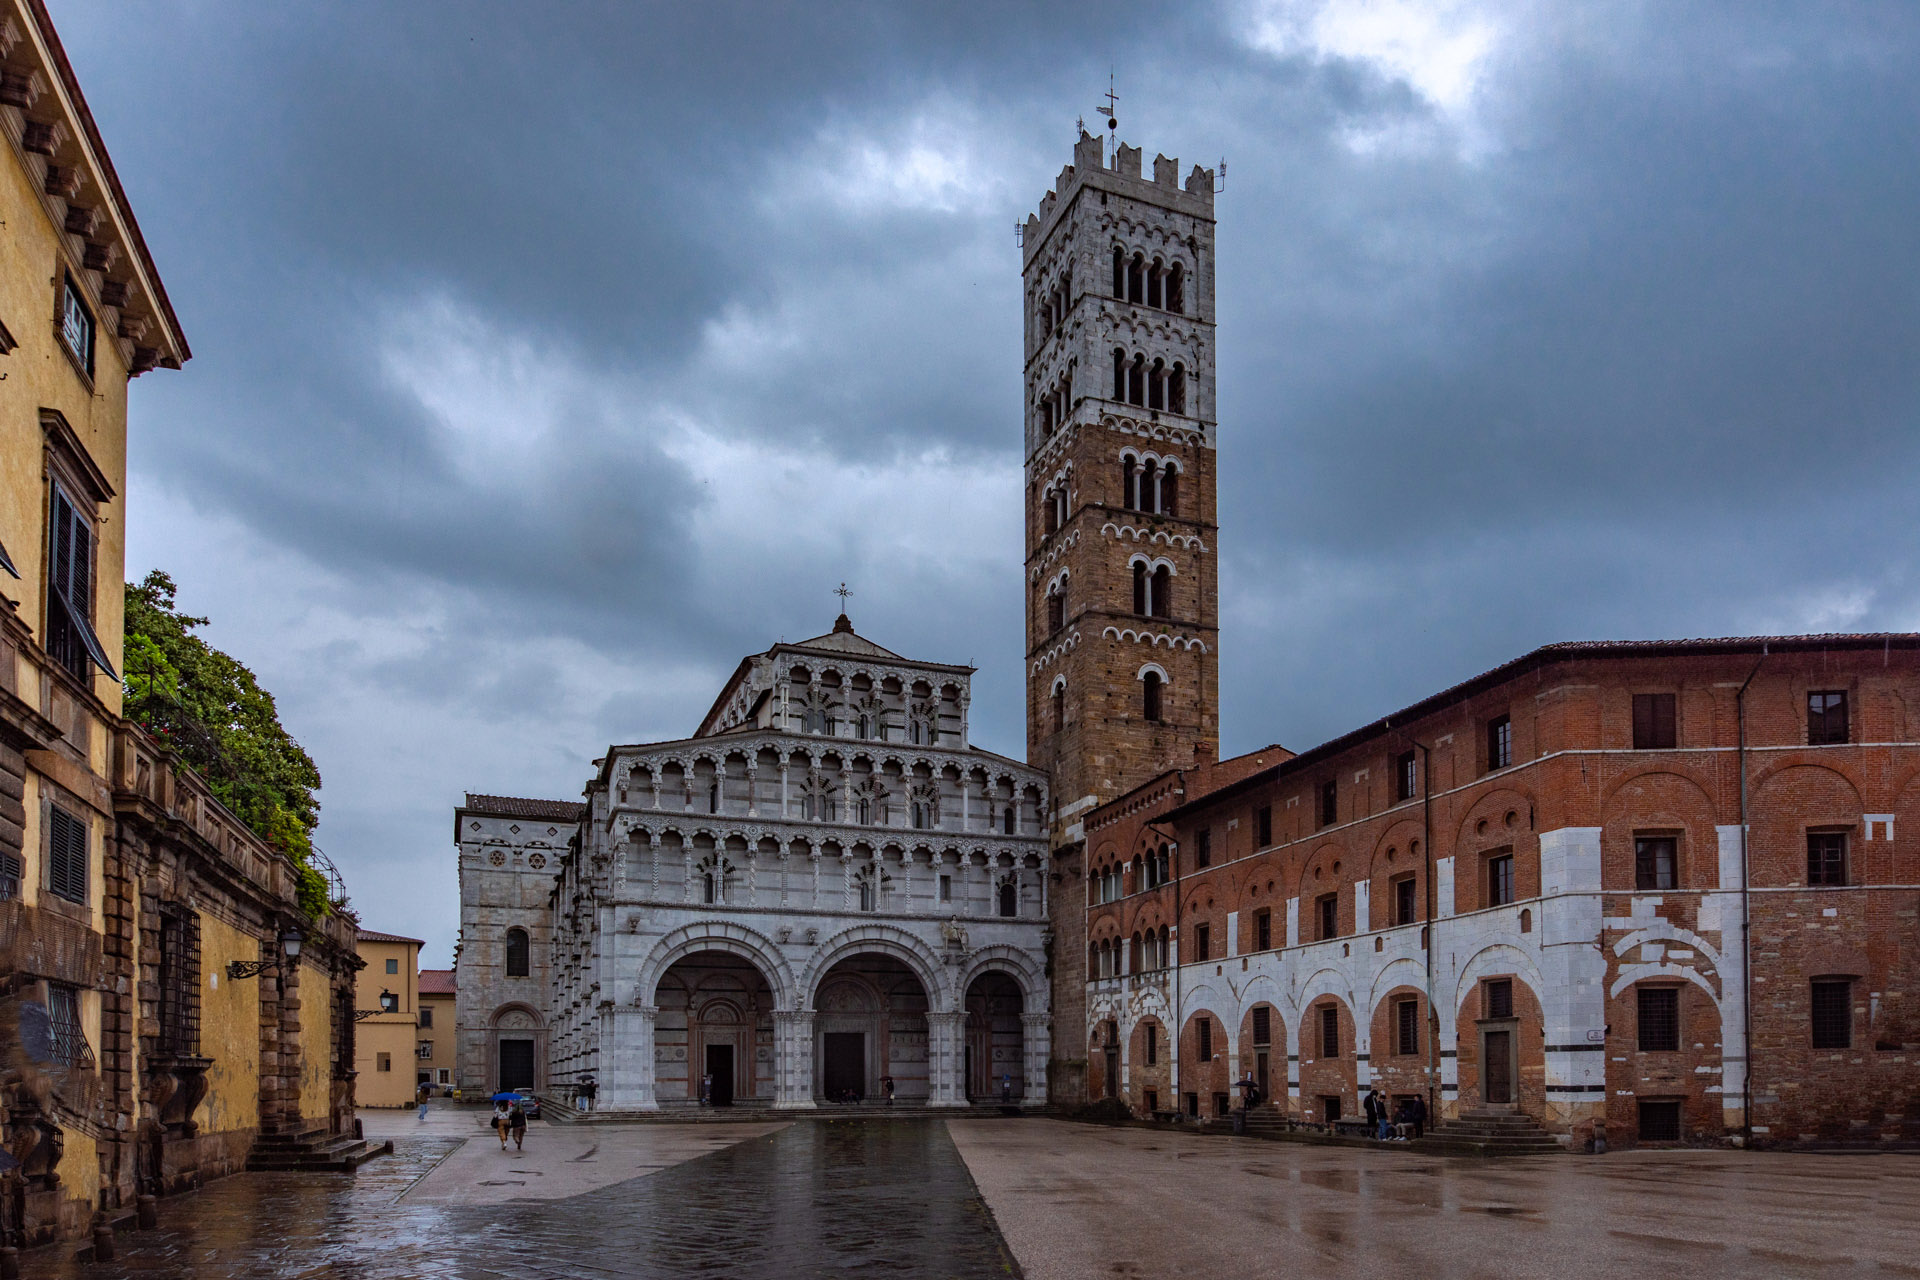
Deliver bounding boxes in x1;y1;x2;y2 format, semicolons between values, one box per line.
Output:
1127;253;1145;304
505;928;529;978
1054;485;1069;531
1043;485;1060;535
1148;358;1165;411
1112;245;1125;297
1160;463;1179;516
1169;363;1186;415
1112;347;1127;400
1142;670;1163;722
1122;456;1137;510
1147;259;1164;309
1151;566;1172;619
1047;582;1065;634
1132;561;1148;615
998;879;1017;917
1141;459;1159;512
1167;262;1184;313
1052;681;1065;735
1127;355;1145;406
703;872;716;904
1003;805;1017;835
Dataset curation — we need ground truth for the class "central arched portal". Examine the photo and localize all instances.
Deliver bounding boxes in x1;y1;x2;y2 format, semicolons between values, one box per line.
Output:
813;954;931;1103
656;950;775;1107
965;971;1024;1100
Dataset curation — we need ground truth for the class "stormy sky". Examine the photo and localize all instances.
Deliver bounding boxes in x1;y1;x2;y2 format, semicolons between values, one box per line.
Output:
55;2;1920;965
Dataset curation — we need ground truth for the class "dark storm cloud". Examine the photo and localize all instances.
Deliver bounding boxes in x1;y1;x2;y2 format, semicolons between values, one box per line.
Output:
52;1;1920;959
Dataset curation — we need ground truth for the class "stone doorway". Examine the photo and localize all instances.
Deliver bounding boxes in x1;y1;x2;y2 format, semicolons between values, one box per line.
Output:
706;1044;735;1106
965;971;1024;1101
656;950;776;1106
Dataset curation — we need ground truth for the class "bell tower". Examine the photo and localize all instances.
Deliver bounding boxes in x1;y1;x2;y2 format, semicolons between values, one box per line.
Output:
1024;129;1221;825
1024;130;1221;1100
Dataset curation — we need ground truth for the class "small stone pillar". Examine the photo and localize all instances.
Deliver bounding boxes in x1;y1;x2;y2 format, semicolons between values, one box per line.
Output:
597;1004;658;1111
926;1010;968;1107
774;1010;818;1108
1021;1012;1051;1105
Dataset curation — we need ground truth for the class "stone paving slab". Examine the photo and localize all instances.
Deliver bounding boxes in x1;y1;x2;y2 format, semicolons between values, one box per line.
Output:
948;1117;1920;1280
23;1117;1019;1279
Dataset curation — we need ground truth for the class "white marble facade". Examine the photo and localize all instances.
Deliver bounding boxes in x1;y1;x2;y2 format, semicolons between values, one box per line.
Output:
490;619;1053;1110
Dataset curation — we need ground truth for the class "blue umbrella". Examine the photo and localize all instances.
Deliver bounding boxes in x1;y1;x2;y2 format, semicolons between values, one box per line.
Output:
490;1092;523;1102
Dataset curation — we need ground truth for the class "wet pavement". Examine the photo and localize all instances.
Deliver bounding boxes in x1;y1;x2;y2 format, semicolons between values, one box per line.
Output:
949;1119;1920;1280
24;1117;1019;1280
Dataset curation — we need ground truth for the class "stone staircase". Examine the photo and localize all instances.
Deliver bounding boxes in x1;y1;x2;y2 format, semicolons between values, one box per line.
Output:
544;1097;1031;1124
1243;1103;1292;1138
245;1123;391;1172
1413;1109;1562;1157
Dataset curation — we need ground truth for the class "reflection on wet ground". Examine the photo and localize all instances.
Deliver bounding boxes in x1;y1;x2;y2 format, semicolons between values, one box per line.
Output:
23;1120;1019;1280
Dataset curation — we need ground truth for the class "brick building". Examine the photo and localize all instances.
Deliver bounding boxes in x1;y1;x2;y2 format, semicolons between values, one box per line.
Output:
1081;636;1920;1147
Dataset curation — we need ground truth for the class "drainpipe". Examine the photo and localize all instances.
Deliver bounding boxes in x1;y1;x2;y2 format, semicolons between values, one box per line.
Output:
1391;720;1438;1125
1736;646;1767;1146
1146;790;1186;1119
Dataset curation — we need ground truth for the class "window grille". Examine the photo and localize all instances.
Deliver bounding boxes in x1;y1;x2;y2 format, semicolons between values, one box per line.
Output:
1146;1025;1157;1065
1396;998;1419;1056
158;911;199;1056
1638;1099;1681;1142
1807;691;1849;745
1198;1018;1212;1060
1485;979;1513;1020
1637;987;1679;1052
1252;1006;1271;1046
1320;1005;1339;1058
1632;693;1677;749
1806;832;1847;886
417;1043;433;1060
47;804;87;904
47;983;93;1070
1634;837;1677;891
1811;979;1851;1049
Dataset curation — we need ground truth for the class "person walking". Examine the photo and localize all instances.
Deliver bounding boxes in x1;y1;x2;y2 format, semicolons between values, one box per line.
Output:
1000;1073;1013;1104
492;1099;512;1150
417;1080;432;1121
1410;1093;1428;1140
508;1099;528;1151
882;1074;895;1106
700;1073;712;1107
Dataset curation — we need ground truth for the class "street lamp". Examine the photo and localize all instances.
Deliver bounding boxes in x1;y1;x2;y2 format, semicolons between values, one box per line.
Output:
227;927;305;980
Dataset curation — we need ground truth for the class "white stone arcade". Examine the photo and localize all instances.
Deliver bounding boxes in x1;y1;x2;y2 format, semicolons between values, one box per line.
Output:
535;619;1054;1110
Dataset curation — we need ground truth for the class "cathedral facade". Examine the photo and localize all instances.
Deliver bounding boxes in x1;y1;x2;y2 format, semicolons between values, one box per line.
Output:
456;619;1052;1109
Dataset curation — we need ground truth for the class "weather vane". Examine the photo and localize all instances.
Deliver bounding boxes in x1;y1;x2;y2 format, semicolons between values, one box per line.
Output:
1103;73;1120;133
835;583;852;607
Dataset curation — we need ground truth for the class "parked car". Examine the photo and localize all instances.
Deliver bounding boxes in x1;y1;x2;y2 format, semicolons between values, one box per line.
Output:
512;1089;541;1120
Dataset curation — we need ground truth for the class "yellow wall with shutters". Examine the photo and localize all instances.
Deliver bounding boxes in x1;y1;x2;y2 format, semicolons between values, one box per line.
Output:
194;912;262;1134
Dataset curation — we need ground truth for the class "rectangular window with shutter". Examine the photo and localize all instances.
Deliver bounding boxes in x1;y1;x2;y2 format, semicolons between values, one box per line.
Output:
60;275;94;375
44;480;113;681
1634;836;1677;890
1317;892;1337;940
1632;693;1677;749
1252;1006;1271;1046
1486;715;1512;771
1392;874;1417;925
1320;1004;1339;1058
1807;691;1849;745
1254;908;1271;951
47;804;87;904
1394;750;1416;802
0;849;20;899
1198;1017;1212;1061
1487;852;1515;907
1193;923;1210;962
1396;997;1419;1056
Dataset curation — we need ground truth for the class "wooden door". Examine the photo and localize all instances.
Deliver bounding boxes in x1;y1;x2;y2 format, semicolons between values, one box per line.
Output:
823;1032;864;1100
1483;1029;1514;1105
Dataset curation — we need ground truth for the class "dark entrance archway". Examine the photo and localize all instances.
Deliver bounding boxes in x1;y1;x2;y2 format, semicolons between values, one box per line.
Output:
657;950;776;1106
813;953;931;1103
499;1039;535;1091
964;971;1023;1101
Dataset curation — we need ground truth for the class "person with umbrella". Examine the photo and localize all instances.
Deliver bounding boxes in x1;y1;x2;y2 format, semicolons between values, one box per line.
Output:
489;1093;518;1150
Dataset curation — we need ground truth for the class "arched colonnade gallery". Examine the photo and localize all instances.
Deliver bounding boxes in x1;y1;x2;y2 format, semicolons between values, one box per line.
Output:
589;923;1050;1110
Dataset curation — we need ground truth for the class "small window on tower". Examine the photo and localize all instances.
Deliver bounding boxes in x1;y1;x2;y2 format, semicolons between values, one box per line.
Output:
1142;670;1162;722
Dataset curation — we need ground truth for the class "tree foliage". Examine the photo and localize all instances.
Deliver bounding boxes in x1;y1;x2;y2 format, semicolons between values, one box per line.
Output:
123;571;329;916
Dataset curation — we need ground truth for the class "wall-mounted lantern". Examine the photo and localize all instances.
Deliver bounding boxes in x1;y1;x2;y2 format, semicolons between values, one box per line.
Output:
227;927;305;980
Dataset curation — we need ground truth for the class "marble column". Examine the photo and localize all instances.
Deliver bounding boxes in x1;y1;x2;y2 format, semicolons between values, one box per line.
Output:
1022;1011;1051;1105
598;1004;659;1111
926;1010;968;1107
774;1010;818;1108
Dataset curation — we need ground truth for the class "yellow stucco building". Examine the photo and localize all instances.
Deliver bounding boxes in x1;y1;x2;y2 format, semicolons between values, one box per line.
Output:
354;930;424;1107
419;968;458;1094
0;0;370;1252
